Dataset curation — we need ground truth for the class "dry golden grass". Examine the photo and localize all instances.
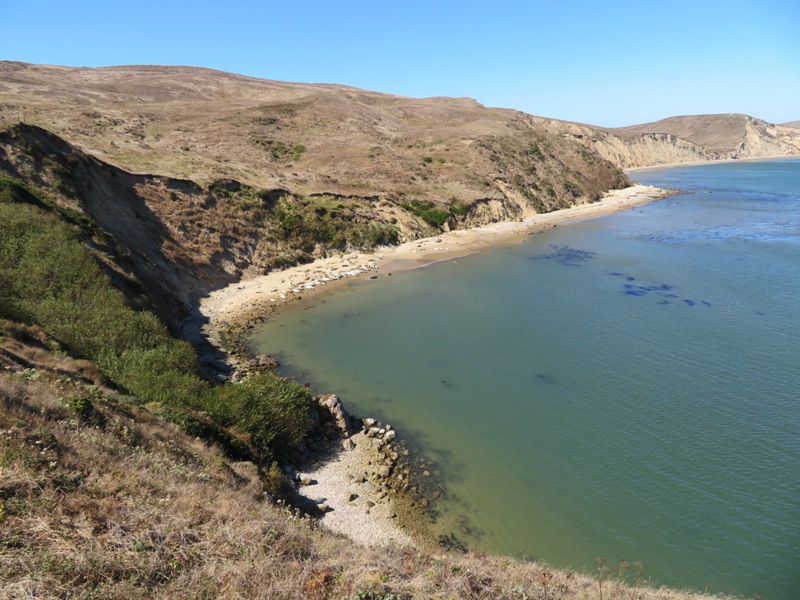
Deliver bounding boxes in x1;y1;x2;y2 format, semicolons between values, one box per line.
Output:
0;62;628;218
0;367;734;600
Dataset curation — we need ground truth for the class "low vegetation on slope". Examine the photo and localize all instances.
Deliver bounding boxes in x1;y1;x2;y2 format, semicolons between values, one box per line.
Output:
0;176;316;471
0;62;631;226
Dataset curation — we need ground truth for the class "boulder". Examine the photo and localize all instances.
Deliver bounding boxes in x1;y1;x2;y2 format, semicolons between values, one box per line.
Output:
254;354;280;369
317;394;354;437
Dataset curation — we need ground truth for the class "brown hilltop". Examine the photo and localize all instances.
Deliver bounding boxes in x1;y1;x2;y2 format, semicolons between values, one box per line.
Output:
4;61;797;213
0;61;627;216
616;113;755;154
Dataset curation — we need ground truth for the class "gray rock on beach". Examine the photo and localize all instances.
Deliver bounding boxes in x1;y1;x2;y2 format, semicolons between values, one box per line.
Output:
317;393;355;437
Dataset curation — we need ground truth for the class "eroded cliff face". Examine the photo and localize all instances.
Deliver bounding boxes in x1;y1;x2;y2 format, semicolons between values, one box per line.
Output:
533;114;800;170
593;131;710;170
735;118;800;158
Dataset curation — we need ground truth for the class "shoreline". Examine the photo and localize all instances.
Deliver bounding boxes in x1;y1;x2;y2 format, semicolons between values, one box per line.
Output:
625;153;800;174
200;184;673;338
197;183;673;546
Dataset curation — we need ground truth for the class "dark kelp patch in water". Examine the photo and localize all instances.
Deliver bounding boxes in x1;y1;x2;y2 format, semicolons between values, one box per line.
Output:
608;271;710;307
531;244;596;266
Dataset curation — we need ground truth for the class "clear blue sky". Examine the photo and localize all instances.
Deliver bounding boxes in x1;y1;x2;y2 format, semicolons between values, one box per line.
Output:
3;0;798;127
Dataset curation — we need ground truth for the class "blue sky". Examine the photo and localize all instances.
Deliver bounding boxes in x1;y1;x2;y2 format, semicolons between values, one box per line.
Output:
3;0;798;127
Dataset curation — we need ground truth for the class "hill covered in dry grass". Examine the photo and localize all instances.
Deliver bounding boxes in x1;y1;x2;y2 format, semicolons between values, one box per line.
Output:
0;61;629;223
534;113;800;170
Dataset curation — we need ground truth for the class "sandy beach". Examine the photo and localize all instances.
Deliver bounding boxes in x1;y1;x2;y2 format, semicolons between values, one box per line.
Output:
198;183;672;546
201;184;671;334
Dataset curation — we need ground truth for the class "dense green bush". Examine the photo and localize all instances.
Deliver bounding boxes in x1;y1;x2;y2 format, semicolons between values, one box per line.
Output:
448;198;469;217
157;406;255;462
0;201;165;357
98;343;208;409
400;199;450;228
236;374;316;461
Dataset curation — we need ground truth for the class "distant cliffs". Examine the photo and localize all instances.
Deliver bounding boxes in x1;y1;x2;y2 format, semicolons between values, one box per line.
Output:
533;114;800;170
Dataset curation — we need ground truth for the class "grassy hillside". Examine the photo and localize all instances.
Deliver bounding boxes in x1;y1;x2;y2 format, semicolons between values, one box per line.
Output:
0;175;318;472
0;62;629;224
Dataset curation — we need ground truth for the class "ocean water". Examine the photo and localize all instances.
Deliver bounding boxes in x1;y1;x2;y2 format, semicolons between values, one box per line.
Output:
250;159;800;599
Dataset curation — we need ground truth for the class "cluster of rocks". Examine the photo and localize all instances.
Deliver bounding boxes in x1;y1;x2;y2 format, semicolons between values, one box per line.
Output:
304;393;444;516
317;393;355;438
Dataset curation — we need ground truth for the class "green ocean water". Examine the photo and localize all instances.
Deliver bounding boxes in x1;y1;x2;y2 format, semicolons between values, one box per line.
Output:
250;159;800;598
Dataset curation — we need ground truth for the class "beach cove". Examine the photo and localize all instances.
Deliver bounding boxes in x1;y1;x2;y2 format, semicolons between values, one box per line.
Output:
196;184;671;548
241;159;799;599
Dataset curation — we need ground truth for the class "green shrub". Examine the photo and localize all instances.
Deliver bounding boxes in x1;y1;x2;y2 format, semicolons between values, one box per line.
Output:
157;406;254;462
275;197;398;250
264;460;297;500
400;199;451;229
66;396;105;427
236;374;316;461
563;180;582;198
448;198;469;217
98;342;208;409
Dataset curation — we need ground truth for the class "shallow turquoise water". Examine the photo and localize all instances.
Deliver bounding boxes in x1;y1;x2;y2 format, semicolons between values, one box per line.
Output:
251;159;800;599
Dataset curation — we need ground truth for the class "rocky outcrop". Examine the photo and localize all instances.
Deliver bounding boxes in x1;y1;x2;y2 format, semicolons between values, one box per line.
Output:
317;393;355;438
248;353;280;370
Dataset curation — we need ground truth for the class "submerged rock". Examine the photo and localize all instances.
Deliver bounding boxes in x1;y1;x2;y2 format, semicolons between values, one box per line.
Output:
253;353;280;369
